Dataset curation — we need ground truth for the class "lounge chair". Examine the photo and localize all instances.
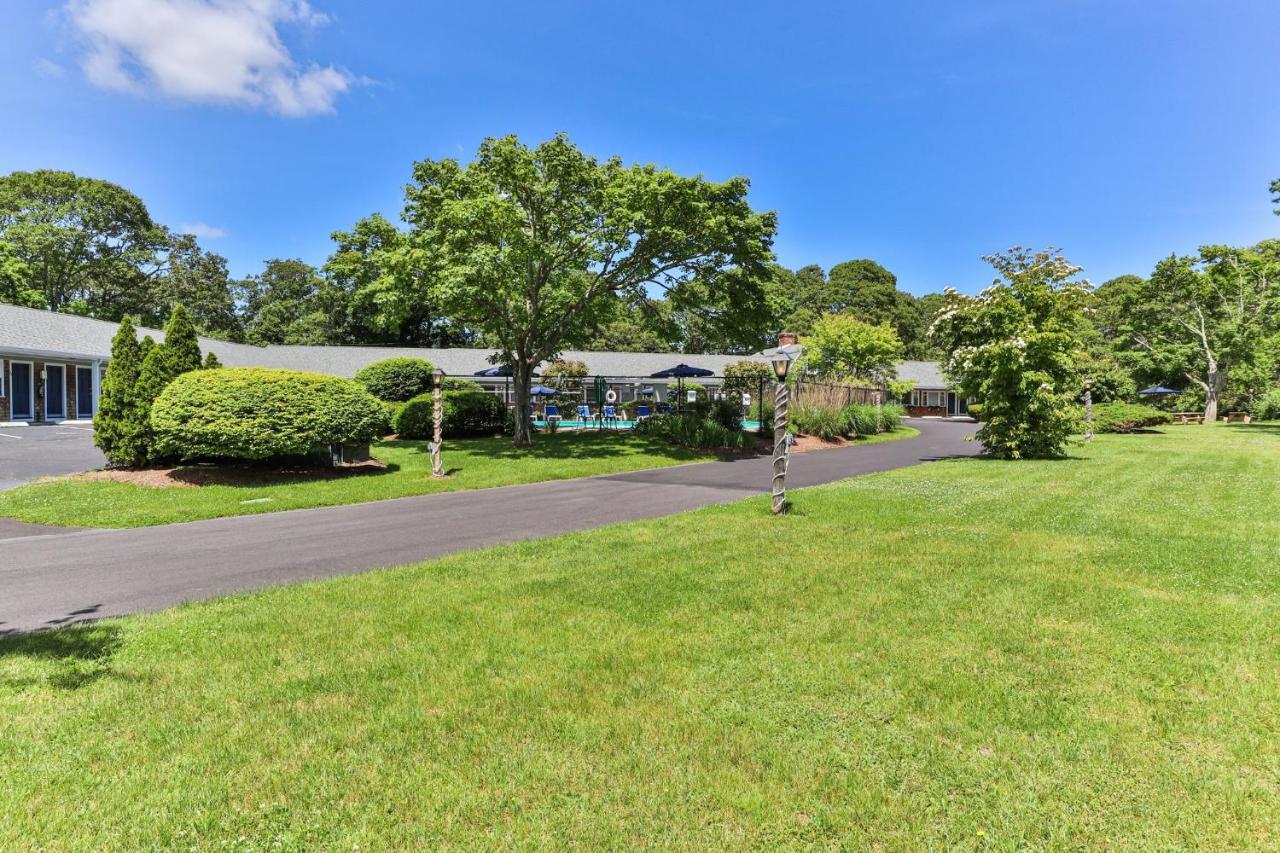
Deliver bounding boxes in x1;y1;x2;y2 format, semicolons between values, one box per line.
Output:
544;404;561;424
602;404;619;427
635;404;652;422
576;404;594;426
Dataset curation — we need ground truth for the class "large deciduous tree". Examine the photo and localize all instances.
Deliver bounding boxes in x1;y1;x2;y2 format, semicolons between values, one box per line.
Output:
931;247;1090;459
237;258;331;345
403;133;777;446
0;242;41;307
0;170;167;314
324;214;474;346
1125;243;1278;421
799;313;904;383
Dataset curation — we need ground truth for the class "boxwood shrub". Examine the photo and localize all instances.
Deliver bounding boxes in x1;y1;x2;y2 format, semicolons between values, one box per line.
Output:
151;367;386;461
395;390;507;439
354;357;438;402
1088;402;1172;433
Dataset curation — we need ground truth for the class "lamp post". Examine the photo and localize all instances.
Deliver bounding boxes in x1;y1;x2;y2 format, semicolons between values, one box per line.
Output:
431;368;444;478
1083;379;1094;444
770;352;793;515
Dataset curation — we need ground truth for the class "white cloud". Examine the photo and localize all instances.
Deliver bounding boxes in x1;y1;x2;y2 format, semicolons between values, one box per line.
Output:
65;0;355;116
35;58;68;78
180;222;228;238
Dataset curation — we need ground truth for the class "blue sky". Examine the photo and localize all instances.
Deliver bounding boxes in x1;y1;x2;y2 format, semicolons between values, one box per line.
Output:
2;0;1277;294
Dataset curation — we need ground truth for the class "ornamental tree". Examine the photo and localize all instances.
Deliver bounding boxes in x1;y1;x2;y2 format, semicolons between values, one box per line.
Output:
721;360;773;401
94;316;150;467
930;247;1091;459
402;133;777;446
799;313;903;384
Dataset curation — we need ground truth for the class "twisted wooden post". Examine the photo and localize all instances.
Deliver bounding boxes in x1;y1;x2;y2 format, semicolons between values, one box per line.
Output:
431;371;444;478
771;380;790;515
1083;381;1094;444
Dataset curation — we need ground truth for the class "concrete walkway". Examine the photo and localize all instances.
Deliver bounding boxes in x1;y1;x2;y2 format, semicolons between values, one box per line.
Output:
0;420;978;633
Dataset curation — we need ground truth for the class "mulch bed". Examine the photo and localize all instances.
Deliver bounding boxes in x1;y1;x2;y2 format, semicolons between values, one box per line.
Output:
77;459;387;489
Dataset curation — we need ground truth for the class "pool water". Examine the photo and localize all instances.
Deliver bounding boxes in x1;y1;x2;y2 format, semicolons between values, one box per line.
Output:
533;419;764;431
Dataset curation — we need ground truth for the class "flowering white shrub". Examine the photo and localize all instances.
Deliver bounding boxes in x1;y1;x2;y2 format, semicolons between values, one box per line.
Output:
930;247;1091;459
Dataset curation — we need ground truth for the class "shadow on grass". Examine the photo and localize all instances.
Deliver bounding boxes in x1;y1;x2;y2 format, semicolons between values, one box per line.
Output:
0;619;125;690
400;432;716;463
1224;423;1280;435
167;461;401;488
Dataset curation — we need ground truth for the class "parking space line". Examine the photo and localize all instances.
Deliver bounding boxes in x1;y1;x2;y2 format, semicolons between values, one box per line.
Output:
0;433;23;440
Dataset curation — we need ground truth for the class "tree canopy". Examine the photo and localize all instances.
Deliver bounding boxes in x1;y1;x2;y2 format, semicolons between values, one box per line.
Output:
799;313;904;383
401;132;777;445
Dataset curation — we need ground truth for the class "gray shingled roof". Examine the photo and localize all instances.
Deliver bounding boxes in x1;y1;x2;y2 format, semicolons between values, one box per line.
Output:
0;303;949;383
893;359;949;388
0;303;771;377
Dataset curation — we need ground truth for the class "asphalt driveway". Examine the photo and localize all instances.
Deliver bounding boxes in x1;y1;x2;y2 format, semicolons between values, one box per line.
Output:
0;424;105;492
0;419;979;633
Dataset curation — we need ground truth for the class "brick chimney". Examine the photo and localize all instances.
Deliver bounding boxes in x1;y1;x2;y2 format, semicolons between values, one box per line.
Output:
777;332;798;347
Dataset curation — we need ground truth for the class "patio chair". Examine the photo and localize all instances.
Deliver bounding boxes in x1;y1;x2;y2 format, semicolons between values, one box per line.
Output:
602;404;619;428
635;404;652;422
657;402;673;415
544;404;561;424
576;404;595;426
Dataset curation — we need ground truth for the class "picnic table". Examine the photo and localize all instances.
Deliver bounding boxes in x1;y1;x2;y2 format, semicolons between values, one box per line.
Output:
1223;411;1252;424
1170;412;1205;424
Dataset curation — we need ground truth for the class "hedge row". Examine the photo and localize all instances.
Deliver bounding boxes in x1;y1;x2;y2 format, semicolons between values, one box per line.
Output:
394;390;507;439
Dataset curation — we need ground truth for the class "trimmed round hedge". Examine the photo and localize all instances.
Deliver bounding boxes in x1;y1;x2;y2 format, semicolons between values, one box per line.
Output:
354;357;437;402
151;367;387;461
394;390;507;439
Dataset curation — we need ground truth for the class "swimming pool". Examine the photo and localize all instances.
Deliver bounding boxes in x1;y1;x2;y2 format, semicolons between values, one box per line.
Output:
533;419;763;431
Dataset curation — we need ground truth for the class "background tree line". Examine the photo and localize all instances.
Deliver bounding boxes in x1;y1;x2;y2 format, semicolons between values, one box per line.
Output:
0;168;946;357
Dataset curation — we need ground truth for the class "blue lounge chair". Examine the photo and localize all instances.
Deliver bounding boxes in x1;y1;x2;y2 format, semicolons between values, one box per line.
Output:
602;404;618;427
635;404;652;421
544;404;560;424
576;404;594;425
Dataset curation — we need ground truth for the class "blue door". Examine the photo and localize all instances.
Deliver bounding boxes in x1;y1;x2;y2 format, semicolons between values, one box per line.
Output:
45;364;65;420
10;362;33;420
77;366;95;417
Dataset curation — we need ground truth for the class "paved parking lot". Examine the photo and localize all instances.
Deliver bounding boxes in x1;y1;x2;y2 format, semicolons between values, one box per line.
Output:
0;424;105;491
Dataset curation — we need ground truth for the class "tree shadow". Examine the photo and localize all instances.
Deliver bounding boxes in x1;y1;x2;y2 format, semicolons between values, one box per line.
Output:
1224;423;1280;435
0;617;126;691
167;460;400;488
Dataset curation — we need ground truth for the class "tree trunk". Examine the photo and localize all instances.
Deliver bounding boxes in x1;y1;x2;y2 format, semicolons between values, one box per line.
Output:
512;360;535;448
1203;367;1227;423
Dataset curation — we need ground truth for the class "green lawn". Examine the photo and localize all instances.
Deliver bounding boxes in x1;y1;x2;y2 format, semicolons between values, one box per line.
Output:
2;424;1277;846
0;432;721;528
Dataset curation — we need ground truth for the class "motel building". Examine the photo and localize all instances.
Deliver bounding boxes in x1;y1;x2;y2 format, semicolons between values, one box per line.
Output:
0;303;965;426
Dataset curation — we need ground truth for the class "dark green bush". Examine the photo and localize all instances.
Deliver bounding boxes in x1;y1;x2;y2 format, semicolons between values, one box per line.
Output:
634;413;753;450
355;357;437;402
151;368;386;461
1254;388;1280;420
395;390;507;439
1088;402;1172;433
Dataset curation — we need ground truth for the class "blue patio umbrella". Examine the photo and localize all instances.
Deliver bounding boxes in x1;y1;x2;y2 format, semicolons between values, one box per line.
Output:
528;384;559;396
475;365;539;377
649;364;714;378
1138;386;1180;396
650;364;713;411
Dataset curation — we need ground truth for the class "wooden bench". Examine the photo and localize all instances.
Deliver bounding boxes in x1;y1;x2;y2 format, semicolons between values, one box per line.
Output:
1170;412;1205;424
1223;411;1252;424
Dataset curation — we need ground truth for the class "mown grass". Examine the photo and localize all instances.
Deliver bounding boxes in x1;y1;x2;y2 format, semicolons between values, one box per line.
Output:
0;432;722;528
2;423;1277;847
